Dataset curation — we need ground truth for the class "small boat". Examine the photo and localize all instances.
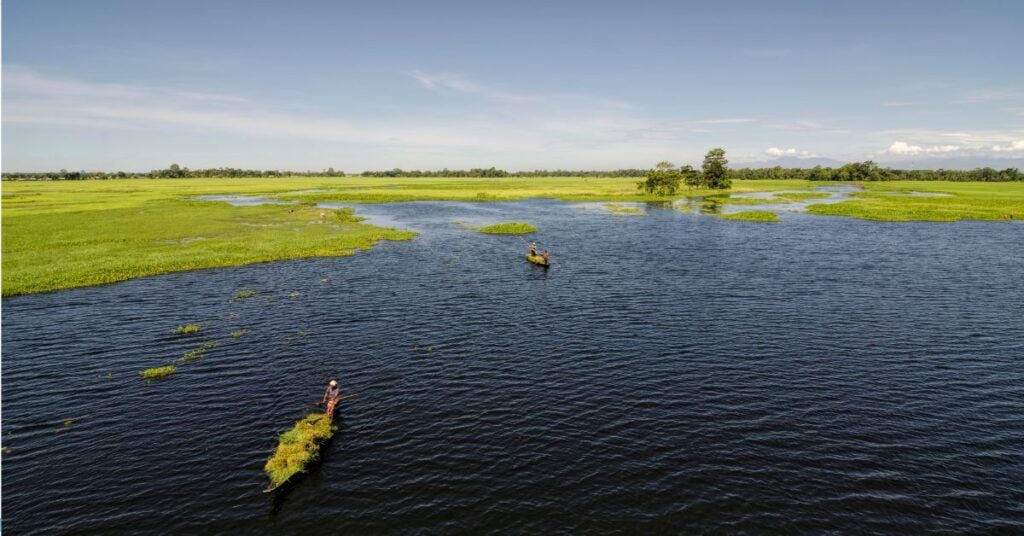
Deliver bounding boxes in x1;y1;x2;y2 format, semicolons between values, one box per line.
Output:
525;253;550;267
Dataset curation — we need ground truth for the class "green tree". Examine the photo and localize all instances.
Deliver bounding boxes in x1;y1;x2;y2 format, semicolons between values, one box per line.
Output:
702;148;730;189
637;163;683;196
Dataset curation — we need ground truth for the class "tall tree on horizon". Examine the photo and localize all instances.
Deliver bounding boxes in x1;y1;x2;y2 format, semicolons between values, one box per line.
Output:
702;148;730;189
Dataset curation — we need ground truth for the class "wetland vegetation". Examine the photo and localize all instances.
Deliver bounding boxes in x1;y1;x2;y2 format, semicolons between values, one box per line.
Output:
472;222;538;234
3;175;1021;297
139;365;176;381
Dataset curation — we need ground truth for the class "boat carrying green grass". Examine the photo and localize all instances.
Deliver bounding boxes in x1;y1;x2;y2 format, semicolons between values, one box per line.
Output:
264;412;337;492
472;222;538;234
526;253;550;266
139;365;176;380
718;210;780;222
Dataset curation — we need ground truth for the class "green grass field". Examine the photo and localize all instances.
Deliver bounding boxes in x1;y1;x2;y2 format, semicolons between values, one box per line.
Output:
3;177;1020;295
807;181;1024;221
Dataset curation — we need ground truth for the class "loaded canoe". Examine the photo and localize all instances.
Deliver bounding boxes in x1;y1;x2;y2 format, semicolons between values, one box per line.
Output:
525;253;550;267
264;412;337;492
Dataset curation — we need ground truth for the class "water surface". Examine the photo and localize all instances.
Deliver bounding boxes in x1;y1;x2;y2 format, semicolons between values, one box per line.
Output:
4;200;1023;533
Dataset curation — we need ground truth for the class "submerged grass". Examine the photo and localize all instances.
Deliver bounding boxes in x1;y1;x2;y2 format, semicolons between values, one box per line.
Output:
233;289;258;301
603;203;646;216
140;365;176;380
718;210;780;222
472;222;538;234
265;412;337;491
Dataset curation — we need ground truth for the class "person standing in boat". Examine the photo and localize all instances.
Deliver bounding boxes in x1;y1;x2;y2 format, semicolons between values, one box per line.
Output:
321;379;341;421
541;250;550;264
528;241;539;256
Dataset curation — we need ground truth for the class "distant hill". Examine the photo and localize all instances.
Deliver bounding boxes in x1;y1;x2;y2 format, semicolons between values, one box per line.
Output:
735;156;846;169
736;156;1024;170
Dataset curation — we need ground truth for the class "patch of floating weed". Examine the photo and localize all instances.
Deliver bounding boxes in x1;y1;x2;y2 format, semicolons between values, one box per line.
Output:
471;222;538;234
288;291;301;298
265;412;337;491
231;329;250;339
63;419;74;426
233;289;258;301
718;210;779;222
174;324;202;336
286;331;308;342
140;365;176;380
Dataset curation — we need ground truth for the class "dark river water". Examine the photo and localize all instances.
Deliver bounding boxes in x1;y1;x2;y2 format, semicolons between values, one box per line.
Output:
3;200;1023;533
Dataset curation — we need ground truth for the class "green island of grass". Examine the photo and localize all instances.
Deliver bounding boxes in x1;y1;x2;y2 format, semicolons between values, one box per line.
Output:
140;365;176;380
265;412;337;491
472;222;538;234
718;210;780;222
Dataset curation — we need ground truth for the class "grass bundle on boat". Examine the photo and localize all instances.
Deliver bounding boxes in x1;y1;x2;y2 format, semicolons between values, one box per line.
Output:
265;412;337;490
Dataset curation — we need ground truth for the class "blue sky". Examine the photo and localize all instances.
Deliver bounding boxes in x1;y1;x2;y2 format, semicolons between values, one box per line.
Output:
3;0;1023;171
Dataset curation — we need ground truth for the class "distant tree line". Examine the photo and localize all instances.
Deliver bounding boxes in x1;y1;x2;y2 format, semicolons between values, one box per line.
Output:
729;161;1023;182
358;167;648;178
4;159;1022;182
2;164;347;181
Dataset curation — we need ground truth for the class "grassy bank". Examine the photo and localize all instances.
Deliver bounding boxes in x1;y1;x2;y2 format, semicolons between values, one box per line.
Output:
4;177;1019;295
2;178;417;296
807;181;1024;221
718;210;779;222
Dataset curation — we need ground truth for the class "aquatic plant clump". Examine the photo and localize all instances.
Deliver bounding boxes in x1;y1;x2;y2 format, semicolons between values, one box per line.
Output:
473;222;538;234
265;412;337;491
233;289;258;301
719;210;779;222
174;324;202;336
140;365;176;380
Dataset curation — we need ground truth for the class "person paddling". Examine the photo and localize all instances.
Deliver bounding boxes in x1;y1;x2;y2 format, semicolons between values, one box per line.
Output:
541;250;550;264
528;241;539;256
321;379;341;421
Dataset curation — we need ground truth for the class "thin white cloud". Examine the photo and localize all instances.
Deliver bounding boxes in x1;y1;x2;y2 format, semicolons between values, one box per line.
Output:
764;147;816;158
884;141;960;155
992;140;1024;152
880;100;918;107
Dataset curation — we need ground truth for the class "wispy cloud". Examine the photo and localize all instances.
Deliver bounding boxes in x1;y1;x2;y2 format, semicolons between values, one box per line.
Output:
992;140;1024;152
883;141;960;156
764;147;816;158
410;69;631;109
959;89;1024;103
